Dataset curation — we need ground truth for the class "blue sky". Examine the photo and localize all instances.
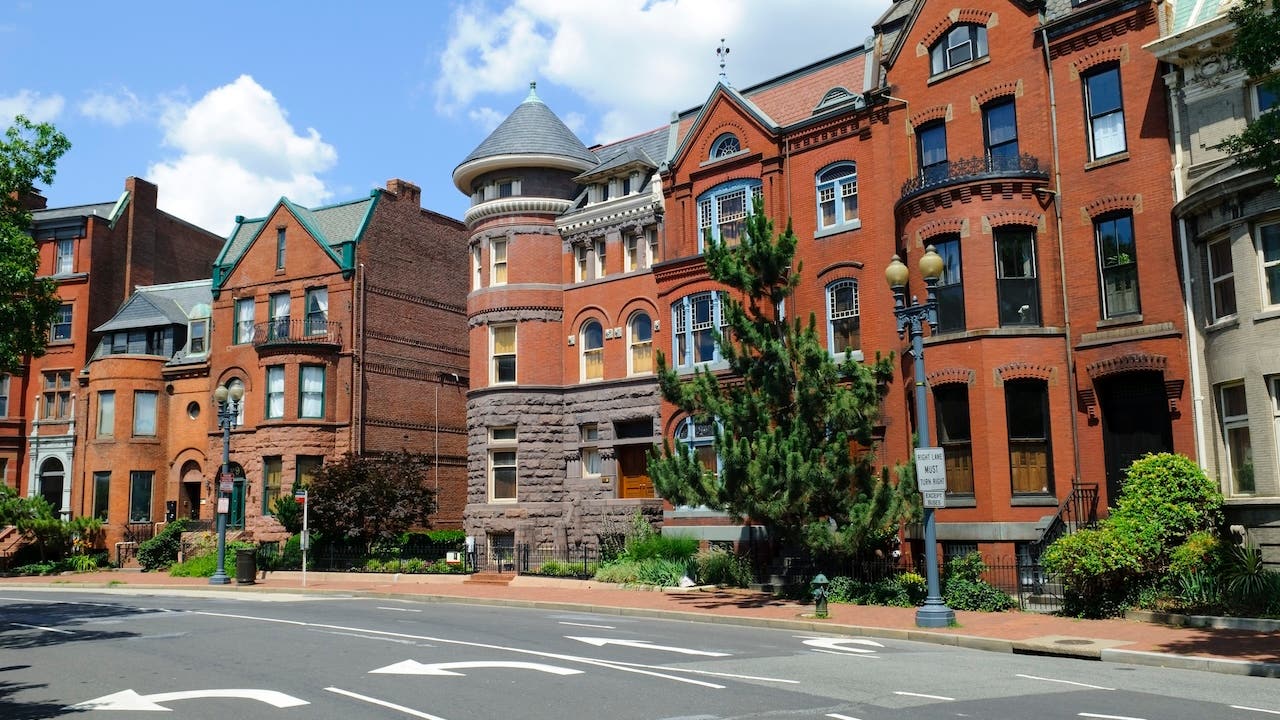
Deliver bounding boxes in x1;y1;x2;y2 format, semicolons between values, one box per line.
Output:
2;0;891;236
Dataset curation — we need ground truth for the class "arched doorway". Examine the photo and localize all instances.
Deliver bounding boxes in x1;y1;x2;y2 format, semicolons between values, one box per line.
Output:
1097;370;1173;505
39;458;65;515
179;460;202;521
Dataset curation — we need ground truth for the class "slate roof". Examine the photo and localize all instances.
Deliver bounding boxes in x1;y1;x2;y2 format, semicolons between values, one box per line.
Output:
95;280;212;333
577;126;668;182
457;84;598;169
1172;0;1228;32
31;202;117;223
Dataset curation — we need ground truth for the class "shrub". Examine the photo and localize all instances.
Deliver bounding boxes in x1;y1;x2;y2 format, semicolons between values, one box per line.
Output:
594;560;643;584
634;558;693;587
136;519;188;571
695;549;754;587
402;529;467;546
1107;453;1223;573
622;533;699;563
945;553;986;583
1167;531;1225;579
11;561;60;576
169;553;219;578
1222;544;1279;613
403;558;427;574
1174;570;1224;613
827;575;859;603
1042;528;1143;618
271;495;304;534
945;579;1016;612
895;572;928;606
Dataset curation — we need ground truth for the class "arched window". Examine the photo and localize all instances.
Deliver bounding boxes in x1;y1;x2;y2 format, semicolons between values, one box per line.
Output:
816;162;858;231
581;320;604;382
675;417;719;480
826;279;861;358
628;312;653;375
710;133;741;158
930;24;988;75
696;179;762;251
39;457;64;514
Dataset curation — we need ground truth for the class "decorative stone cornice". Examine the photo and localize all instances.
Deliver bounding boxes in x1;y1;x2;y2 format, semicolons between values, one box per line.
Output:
464;197;575;228
996;361;1054;382
1086;352;1167;380
468;307;563;326
909;104;951;130
469;224;561;246
926;367;975;387
560;205;661;246
1082;193;1142;221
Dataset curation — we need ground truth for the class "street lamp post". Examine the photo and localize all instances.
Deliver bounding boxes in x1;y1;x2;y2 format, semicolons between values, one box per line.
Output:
886;246;956;628
210;382;244;585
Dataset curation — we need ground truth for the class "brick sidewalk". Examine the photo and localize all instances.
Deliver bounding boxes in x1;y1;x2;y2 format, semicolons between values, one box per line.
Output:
3;570;1276;674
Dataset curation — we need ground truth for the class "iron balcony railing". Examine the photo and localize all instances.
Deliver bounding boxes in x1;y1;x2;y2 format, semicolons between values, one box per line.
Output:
252;319;342;348
900;153;1049;200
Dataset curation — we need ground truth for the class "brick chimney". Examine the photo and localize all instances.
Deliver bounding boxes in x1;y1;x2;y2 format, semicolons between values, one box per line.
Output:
385;179;422;206
12;189;47;211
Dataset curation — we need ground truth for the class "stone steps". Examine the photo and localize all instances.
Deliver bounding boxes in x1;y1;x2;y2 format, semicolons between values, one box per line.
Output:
464;572;516;586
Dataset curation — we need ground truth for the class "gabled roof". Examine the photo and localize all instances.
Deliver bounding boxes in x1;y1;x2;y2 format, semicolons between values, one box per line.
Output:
212;191;380;291
31;201;117;223
1172;0;1230;32
95;279;212;333
575;125;668;183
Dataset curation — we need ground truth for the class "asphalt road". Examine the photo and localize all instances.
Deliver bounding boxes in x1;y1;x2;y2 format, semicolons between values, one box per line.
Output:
2;588;1277;720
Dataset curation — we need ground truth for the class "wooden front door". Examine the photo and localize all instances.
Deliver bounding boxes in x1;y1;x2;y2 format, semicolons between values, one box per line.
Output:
617;445;655;499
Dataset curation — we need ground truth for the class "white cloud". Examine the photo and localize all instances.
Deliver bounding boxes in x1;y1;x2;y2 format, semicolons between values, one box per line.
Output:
0;89;65;124
147;75;337;235
78;87;146;126
434;0;890;144
468;106;506;133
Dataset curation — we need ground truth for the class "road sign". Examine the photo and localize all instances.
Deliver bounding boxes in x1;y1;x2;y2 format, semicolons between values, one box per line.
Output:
294;489;307;504
217;497;230;514
220;481;233;492
220;472;234;483
922;491;946;508
914;447;947;492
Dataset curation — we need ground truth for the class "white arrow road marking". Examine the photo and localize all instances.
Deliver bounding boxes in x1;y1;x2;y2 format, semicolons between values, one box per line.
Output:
372;660;583;676
326;687;448;720
593;658;798;684
895;691;955;701
70;688;309;711
558;621;615;629
566;636;730;656
827;714;863;720
1079;714;1146;720
11;622;73;634
1234;707;1280;716
800;637;884;654
1016;673;1114;691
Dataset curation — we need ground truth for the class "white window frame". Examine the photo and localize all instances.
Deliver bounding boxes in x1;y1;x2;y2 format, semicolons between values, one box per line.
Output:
299;365;325;419
575;244;589;282
1258;221;1280;309
826;279;862;360
1219;382;1254;495
56;238;74;274
1084;65;1127;160
672;292;727;369
97;390;114;438
133;390;157;437
266;366;285;419
625;233;645;273
472;245;482;290
696;180;762;252
1208;237;1237;321
593;239;606;279
628;312;653;376
930;24;988;75
51;303;72;341
815;162;859;233
580;424;601;478
235;298;255;344
490;324;516;385
710;133;741;158
305;288;328;336
491;239;508;286
580;320;604;382
489;426;517;502
188;319;208;355
269;293;290;340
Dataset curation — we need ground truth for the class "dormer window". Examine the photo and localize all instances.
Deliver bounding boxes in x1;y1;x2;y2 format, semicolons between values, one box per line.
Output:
710;133;741;159
930;24;987;75
189;319;207;355
621;176;632;195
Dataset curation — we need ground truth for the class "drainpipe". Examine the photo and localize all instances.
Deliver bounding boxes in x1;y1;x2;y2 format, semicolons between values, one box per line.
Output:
1041;26;1084;488
355;262;366;455
1165;71;1208;464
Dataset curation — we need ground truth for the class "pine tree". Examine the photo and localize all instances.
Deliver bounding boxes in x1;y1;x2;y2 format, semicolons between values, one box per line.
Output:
649;197;916;555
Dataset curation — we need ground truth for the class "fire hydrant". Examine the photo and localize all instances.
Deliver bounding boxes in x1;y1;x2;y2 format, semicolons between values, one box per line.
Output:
811;573;830;619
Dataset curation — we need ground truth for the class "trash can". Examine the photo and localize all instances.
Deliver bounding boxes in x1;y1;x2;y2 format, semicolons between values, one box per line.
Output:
235;548;257;585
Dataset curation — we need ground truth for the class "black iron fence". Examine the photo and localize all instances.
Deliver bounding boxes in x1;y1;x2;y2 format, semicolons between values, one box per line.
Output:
900;153;1049;200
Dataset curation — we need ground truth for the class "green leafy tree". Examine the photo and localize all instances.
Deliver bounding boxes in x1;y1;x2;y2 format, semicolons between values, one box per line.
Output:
649;198;914;555
1223;0;1280;186
0;116;71;374
307;452;437;553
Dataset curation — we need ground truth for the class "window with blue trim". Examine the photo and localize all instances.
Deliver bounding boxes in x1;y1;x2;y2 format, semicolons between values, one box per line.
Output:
672;291;727;368
710;133;741;158
816;163;858;232
826;279;861;358
697;180;761;250
675;417;719;481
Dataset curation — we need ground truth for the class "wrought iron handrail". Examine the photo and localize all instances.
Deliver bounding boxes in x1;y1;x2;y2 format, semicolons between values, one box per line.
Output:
252;319;342;348
1032;482;1099;553
900;153;1049;200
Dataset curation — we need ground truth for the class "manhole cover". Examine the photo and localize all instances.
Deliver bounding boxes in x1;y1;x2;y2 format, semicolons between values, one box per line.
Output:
1054;639;1094;646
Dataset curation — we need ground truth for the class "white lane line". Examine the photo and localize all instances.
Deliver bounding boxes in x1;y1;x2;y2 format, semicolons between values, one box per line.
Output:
377;606;422;613
558;621;615;629
895;691;955;701
325;687;449;720
11;622;73;634
313;629;419;645
827;714;862;720
1079;714;1146;720
810;649;880;658
591;658;799;684
1233;707;1280;716
1016;674;1115;691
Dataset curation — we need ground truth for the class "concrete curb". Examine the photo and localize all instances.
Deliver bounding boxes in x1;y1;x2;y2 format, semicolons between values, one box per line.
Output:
1125;608;1280;633
1100;649;1280;678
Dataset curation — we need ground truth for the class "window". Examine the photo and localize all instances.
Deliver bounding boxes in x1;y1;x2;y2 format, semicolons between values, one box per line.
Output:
0;374;8;417
108;327;171;356
995;227;1040;326
489;427;517;502
625;234;641;272
132;391;157;436
581;424;601;477
189;319;207;354
263;456;282;513
276;228;286;269
983;99;1019;163
816;162;859;231
1006;380;1053;495
51;304;72;341
581;320;604;382
710;133;741;158
1252;81;1277;115
299;365;325;418
97;391;115;438
297;455;323;488
930;23;988;75
129;471;153;523
697;180;761;250
491;324;516;384
472;245;482;290
269;293;290;341
628;312;653;375
42;370;71;420
933;238;966;333
56;238;74;274
491;239;508;285
235;298;255;344
1096;213;1140;317
1260;222;1280;308
593;239;607;278
266;366;285;419
1084;66;1126;160
648;228;660;266
918;122;948;185
93;471;110;521
827;279;861;357
672;292;727;368
1208;238;1237;321
676;417;718;481
1220;383;1254;494
934;385;974;495
575;244;589;282
498;179;515;198
305;288;328;336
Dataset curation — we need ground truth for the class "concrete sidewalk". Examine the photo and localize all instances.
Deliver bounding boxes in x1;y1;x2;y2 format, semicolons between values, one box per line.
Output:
3;570;1277;678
